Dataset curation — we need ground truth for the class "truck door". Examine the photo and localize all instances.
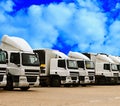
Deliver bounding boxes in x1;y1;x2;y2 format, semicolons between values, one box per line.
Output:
103;63;111;76
57;59;67;76
8;52;21;75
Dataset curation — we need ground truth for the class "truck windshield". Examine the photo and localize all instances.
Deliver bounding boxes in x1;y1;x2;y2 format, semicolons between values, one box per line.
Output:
77;61;84;68
22;53;39;66
117;65;120;71
111;64;118;71
67;60;78;69
85;61;95;69
0;51;6;64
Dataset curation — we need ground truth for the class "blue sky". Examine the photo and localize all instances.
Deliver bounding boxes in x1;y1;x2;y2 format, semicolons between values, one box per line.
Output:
0;0;120;55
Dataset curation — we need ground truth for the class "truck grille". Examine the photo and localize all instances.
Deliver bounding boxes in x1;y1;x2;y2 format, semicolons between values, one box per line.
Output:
0;68;6;75
88;72;95;76
0;75;3;81
70;72;79;81
89;76;94;80
71;77;77;80
113;73;119;77
0;68;6;81
26;76;37;82
70;72;79;77
25;70;40;76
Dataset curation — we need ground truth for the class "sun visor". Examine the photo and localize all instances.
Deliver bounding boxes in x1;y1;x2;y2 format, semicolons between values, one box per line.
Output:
0;35;33;52
52;50;69;59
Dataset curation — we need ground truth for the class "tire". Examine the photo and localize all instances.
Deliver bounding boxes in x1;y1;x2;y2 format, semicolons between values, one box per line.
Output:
40;82;48;87
50;76;61;87
95;75;106;85
40;77;49;87
81;84;87;87
64;84;71;87
72;84;79;87
4;75;13;91
20;87;30;91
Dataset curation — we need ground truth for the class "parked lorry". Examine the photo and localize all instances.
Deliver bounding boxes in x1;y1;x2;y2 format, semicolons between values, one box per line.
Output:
68;51;95;85
0;49;7;87
108;55;120;84
0;35;40;90
34;49;79;87
83;53;118;84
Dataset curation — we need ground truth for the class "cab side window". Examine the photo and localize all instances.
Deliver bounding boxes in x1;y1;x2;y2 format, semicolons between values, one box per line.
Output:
10;53;20;64
77;61;84;68
104;64;110;70
58;60;66;68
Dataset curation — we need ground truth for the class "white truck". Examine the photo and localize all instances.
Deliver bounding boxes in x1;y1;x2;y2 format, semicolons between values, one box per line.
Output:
0;49;7;87
68;51;95;85
108;55;120;84
0;35;40;90
33;49;79;87
83;53;118;84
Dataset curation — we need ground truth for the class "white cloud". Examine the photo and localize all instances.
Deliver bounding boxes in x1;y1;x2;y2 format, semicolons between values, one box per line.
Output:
115;3;120;9
0;0;14;24
106;20;120;55
109;20;120;38
1;0;120;55
27;5;59;48
77;0;100;11
47;1;107;51
43;3;75;27
0;0;14;12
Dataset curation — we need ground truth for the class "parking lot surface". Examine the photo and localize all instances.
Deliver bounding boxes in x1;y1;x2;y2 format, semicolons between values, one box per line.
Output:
0;86;120;106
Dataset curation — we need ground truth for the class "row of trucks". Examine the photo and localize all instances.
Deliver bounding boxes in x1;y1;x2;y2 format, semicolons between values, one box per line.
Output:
68;51;120;85
33;49;97;87
34;50;120;86
83;53;120;84
0;35;88;89
1;35;120;90
0;34;95;90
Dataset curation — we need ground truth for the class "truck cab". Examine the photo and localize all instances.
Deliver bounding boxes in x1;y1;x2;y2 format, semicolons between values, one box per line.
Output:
34;49;79;87
0;35;40;90
68;51;95;85
50;58;79;86
0;49;7;87
108;55;120;84
84;53;119;85
6;51;40;89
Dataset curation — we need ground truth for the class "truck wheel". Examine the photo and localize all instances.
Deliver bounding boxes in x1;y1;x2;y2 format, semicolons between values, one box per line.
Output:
40;83;48;87
95;76;106;85
4;75;13;91
81;84;87;87
20;87;30;91
51;76;61;87
64;84;71;87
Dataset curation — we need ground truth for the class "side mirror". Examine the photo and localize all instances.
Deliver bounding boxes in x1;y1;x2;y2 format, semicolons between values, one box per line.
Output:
63;66;66;69
83;67;86;70
6;59;8;63
17;64;20;67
